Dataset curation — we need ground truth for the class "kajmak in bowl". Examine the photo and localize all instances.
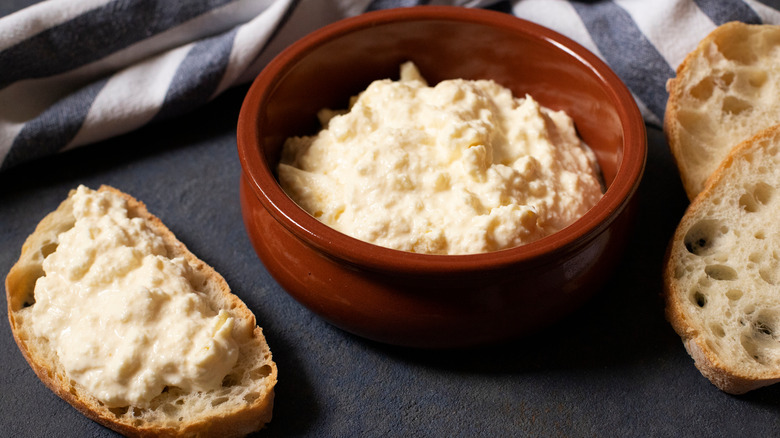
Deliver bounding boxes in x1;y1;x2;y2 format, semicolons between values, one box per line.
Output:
237;6;646;348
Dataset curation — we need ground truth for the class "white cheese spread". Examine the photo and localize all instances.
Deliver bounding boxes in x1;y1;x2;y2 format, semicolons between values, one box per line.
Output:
30;186;238;407
278;62;604;255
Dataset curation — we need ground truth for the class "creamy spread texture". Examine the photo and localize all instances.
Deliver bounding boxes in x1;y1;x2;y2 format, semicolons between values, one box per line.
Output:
31;186;238;407
278;62;604;255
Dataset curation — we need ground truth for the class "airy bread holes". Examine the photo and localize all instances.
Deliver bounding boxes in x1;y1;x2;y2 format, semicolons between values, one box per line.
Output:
753;181;773;204
244;392;260;403
109;406;129;417
705;264;738;280
683;219;722;255
726;289;744;301
747;69;768;88
721;96;753;116
691;290;708;308
221;373;239;387
690;77;715;100
754;318;775;338
211;397;229;407
715;35;756;64
740;182;773;212
740;335;765;364
744;312;780;365
759;267;780;285
161;403;180;416
720;71;735;87
677;110;713;142
710;323;726;338
40;241;58;258
758;251;780;284
749;252;764;265
249;365;273;379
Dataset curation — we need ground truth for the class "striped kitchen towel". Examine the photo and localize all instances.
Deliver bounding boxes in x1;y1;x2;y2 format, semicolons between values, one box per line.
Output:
1;0;779;172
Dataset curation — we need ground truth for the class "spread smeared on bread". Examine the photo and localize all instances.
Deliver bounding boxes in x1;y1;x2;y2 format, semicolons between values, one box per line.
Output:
6;185;277;437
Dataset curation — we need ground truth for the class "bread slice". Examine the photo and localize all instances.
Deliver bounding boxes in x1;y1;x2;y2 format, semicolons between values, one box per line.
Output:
5;185;277;437
664;124;780;394
665;21;780;200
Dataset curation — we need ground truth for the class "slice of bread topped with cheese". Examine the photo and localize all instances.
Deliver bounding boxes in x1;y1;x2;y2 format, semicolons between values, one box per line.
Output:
665;21;780;200
664;125;780;394
5;185;277;437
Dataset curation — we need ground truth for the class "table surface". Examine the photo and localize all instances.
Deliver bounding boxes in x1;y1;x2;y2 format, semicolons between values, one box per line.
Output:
3;3;780;438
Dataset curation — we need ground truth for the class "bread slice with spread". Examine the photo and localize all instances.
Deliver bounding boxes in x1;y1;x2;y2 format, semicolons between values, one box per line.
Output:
664;125;780;394
5;185;277;437
665;21;780;200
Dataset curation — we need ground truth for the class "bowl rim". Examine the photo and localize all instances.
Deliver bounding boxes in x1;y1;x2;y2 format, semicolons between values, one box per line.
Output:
237;5;647;274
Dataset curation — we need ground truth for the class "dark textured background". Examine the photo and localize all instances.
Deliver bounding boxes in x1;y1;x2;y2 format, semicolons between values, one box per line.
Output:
3;2;780;437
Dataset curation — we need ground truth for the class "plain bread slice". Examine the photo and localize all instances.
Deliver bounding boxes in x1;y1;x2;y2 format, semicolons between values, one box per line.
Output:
665;21;780;200
664;124;780;394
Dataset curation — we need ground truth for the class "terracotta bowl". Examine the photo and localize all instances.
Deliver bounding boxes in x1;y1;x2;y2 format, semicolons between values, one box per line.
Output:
237;6;646;348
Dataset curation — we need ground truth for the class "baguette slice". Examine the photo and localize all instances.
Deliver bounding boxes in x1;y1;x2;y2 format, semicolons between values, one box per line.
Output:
665;21;780;200
664;125;780;394
5;185;277;437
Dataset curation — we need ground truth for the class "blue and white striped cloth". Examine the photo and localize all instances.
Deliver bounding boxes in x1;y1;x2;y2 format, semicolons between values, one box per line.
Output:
1;0;779;172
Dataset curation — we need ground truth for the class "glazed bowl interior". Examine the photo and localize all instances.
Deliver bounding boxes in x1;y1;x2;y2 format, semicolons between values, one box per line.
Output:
239;6;645;273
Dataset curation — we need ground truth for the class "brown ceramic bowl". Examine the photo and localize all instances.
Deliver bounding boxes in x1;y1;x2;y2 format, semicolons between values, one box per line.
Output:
237;6;646;348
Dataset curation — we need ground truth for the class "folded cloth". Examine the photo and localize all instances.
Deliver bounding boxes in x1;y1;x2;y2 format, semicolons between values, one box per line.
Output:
1;0;779;172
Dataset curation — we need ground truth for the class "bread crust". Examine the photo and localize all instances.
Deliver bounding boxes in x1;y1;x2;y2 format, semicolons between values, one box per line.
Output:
663;125;780;394
6;185;277;437
665;21;780;200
